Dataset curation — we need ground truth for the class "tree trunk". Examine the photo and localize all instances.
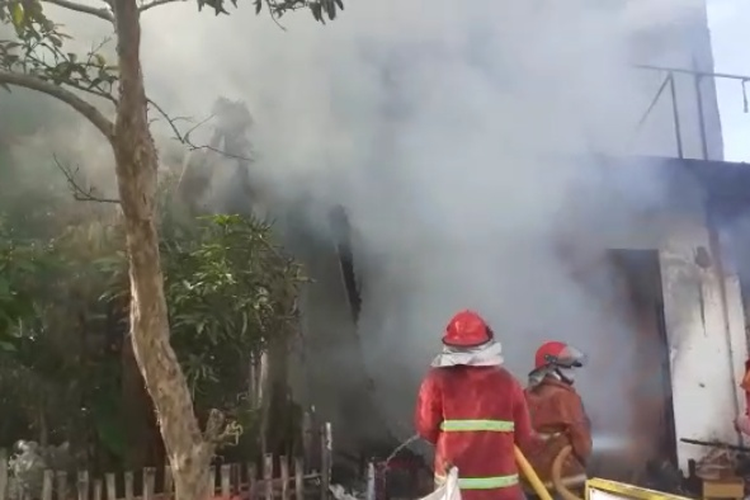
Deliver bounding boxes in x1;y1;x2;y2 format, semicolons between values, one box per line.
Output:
121;335;159;469
110;0;214;499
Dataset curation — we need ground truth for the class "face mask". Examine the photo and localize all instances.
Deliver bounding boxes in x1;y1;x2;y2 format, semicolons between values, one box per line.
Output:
556;368;576;384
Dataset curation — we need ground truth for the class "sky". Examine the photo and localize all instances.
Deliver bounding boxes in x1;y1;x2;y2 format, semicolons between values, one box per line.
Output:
708;0;750;162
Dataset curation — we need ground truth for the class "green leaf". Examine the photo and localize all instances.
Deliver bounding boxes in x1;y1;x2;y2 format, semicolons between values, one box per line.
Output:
0;340;16;352
11;3;24;29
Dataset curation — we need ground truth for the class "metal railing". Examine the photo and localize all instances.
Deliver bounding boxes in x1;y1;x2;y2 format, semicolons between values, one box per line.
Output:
631;60;750;161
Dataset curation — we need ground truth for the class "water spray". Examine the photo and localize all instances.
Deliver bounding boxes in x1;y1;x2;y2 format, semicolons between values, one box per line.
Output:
385;434;421;466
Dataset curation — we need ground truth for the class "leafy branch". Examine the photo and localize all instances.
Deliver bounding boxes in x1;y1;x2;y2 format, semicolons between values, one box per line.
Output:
0;25;118;104
251;0;343;26
0;1;116;138
0;0;113;22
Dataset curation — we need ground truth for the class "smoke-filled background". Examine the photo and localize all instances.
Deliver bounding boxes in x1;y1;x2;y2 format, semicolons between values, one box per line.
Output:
3;0;718;477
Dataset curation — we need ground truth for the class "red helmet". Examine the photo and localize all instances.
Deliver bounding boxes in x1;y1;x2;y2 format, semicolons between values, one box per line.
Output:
442;310;494;348
534;341;587;370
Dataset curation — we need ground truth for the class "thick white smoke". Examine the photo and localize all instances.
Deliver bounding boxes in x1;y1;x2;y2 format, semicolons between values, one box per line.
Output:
7;0;714;471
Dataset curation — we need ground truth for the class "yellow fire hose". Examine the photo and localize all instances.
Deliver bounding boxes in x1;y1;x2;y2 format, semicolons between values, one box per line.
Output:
514;445;555;500
514;445;584;500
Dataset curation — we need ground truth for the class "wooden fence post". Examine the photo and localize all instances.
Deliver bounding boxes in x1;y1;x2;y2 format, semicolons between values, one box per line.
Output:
104;474;116;500
123;471;134;500
293;458;303;500
77;470;90;500
163;462;173;500
263;455;273;500
92;480;102;500
246;463;257;500
319;423;332;500
56;471;68;500
41;471;53;500
220;465;231;499
365;462;375;500
143;467;155;500
208;466;216;499
0;449;7;500
279;457;289;500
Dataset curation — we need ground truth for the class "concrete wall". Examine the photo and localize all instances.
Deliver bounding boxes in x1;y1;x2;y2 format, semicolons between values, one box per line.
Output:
657;220;746;469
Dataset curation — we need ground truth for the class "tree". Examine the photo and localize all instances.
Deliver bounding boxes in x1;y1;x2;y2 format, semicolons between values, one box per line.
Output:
0;217;42;352
0;169;305;470
0;0;341;497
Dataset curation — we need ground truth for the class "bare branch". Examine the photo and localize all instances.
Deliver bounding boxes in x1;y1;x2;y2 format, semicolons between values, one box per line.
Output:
0;71;114;141
147;98;254;162
53;155;121;204
138;0;187;13
265;0;287;30
41;0;114;22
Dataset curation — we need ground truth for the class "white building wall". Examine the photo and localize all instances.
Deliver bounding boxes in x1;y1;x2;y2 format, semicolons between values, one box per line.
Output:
658;223;747;469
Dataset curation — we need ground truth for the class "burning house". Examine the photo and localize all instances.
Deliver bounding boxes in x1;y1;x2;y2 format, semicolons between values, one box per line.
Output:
287;155;750;485
179;0;750;492
273;0;750;489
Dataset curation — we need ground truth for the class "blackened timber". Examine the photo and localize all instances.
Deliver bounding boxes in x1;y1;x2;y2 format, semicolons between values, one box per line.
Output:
329;205;362;324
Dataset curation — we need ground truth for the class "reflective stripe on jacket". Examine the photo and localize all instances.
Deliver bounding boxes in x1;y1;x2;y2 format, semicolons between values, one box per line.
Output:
441;419;515;432
439;419;519;489
435;472;520;490
415;366;539;500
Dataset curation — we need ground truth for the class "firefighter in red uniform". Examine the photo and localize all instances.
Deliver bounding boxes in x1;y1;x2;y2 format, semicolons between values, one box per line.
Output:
524;341;592;492
414;310;540;500
734;357;750;436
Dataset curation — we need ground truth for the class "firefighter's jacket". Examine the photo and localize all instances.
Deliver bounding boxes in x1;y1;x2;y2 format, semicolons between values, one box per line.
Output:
415;365;539;500
736;358;750;435
524;376;592;486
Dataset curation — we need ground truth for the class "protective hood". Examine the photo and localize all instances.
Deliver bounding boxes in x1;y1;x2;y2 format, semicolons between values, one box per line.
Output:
528;366;579;388
528;365;556;388
430;339;504;368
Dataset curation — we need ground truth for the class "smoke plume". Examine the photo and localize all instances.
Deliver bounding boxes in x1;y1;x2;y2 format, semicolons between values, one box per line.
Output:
6;0;715;474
